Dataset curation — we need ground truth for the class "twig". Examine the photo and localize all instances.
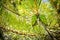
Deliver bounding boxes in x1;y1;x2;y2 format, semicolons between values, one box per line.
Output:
0;27;37;37
2;4;20;16
39;17;55;40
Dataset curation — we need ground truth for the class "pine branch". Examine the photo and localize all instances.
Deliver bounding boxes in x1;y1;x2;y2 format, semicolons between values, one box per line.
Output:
32;12;55;40
2;4;20;16
38;17;55;40
0;27;37;37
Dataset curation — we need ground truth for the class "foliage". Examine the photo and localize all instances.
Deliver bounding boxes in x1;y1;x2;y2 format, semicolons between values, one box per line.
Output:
0;0;60;40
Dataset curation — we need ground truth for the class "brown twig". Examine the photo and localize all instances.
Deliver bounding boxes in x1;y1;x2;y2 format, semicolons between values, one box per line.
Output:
0;27;37;37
